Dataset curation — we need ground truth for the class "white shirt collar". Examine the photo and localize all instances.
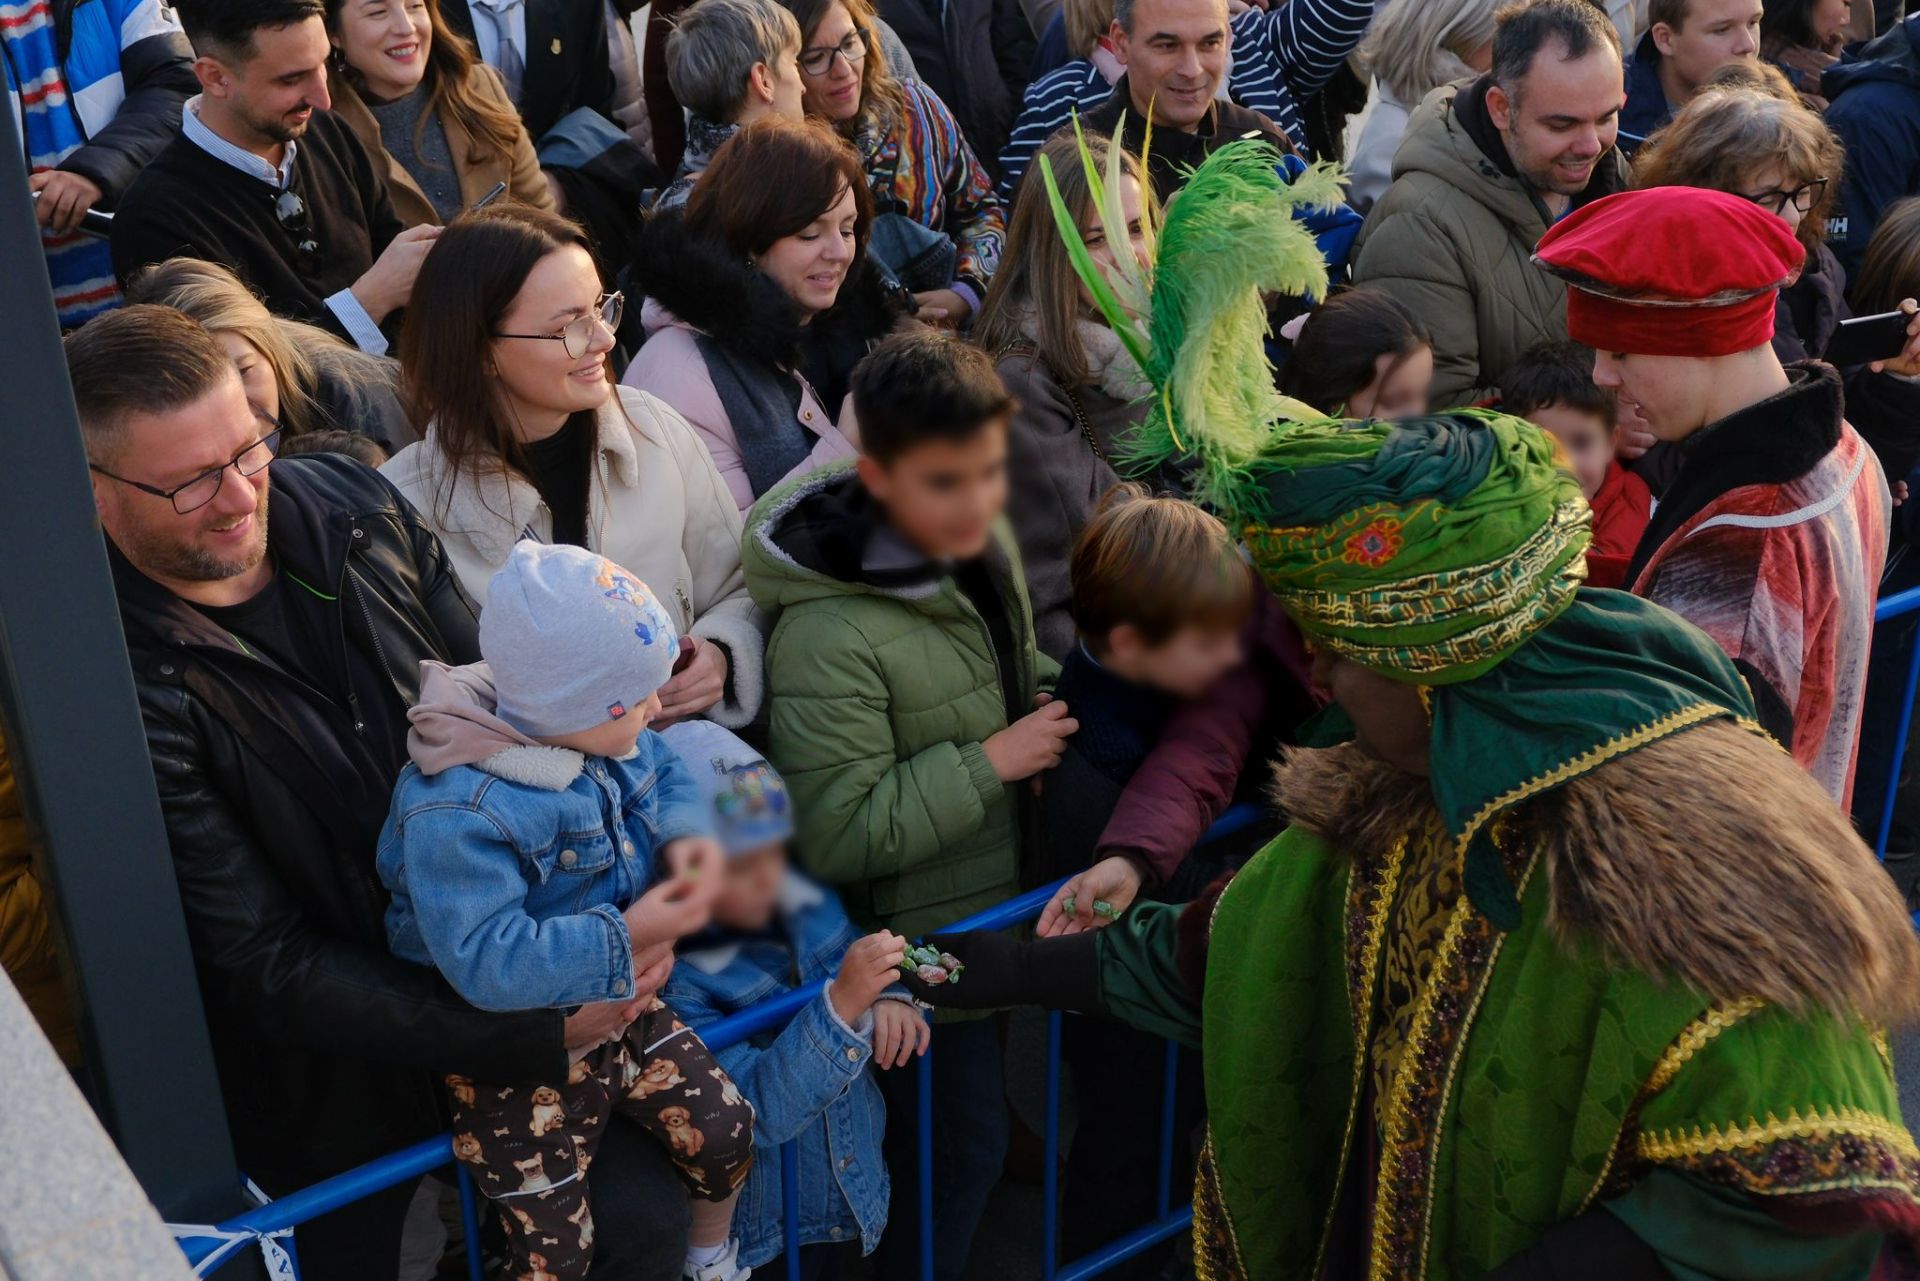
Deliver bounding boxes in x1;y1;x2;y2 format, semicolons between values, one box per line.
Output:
182;95;298;189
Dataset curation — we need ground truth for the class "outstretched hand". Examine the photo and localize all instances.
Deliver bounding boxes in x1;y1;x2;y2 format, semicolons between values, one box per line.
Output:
1038;856;1143;938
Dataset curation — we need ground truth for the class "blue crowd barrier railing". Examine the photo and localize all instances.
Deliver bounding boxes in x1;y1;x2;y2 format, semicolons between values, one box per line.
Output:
1872;585;1920;874
175;802;1271;1279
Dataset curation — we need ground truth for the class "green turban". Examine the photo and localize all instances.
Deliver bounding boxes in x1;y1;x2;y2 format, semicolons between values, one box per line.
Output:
1237;409;1591;684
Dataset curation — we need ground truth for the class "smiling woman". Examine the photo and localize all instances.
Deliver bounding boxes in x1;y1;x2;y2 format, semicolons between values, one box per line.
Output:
625;116;908;510
385;205;770;728
321;0;554;225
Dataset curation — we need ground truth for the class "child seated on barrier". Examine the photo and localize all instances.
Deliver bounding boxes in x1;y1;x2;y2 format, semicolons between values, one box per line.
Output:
660;720;919;1277
376;541;755;1281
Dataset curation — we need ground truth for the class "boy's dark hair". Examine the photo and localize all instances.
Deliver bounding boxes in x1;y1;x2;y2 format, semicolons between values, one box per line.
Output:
1278;288;1432;415
851;331;1013;465
1070;484;1252;649
280;428;390;468
1501;339;1617;427
1492;0;1620;96
175;0;326;62
64;305;236;463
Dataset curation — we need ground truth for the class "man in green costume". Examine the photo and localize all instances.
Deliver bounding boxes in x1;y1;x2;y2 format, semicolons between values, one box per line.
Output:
910;138;1920;1279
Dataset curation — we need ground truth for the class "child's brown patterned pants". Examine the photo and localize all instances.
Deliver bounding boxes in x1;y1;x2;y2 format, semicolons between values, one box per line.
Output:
446;998;755;1281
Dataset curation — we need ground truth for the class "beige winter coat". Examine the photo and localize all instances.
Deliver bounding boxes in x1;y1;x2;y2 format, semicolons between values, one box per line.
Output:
1351;80;1630;407
382;385;766;727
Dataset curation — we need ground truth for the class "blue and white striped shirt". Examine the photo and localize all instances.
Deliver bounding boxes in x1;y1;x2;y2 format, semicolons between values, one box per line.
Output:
995;0;1373;203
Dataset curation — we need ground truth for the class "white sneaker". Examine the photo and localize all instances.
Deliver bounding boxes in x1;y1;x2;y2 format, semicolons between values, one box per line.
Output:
684;1239;752;1281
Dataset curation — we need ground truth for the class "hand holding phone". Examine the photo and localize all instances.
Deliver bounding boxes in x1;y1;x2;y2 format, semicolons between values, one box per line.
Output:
1825;311;1912;368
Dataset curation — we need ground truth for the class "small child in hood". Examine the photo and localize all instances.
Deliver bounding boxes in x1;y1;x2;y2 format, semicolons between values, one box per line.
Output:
660;720;917;1273
376;541;756;1281
1502;339;1653;589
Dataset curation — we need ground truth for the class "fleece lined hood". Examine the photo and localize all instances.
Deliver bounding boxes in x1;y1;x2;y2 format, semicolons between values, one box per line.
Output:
408;661;585;789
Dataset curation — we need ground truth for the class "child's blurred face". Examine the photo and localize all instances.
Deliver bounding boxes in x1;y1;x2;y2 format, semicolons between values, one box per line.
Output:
539;690;662;757
858;422;1010;561
1528;402;1614;501
1346;345;1434;420
711;845;788;931
1105;622;1244;700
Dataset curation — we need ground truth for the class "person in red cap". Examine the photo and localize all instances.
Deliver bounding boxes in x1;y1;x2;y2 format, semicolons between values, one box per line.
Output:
1535;184;1892;806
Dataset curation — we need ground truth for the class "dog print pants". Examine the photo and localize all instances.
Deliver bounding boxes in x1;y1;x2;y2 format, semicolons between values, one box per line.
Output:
446;998;755;1281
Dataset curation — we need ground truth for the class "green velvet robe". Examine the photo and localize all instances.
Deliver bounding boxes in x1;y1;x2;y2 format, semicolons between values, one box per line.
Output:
1094;822;1918;1281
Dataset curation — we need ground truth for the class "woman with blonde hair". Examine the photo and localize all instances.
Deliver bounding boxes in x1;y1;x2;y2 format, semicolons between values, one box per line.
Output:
975;131;1171;659
126;258;417;452
779;0;1005;326
1347;0;1499;212
1637;87;1920;480
323;0;553;226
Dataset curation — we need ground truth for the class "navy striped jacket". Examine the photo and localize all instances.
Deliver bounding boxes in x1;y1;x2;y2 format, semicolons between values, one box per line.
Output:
994;0;1373;203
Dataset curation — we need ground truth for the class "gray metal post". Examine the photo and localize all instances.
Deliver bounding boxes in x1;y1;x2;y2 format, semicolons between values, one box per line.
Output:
0;103;248;1222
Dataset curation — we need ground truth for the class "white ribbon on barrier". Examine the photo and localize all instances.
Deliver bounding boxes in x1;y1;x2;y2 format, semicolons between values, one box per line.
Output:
166;1179;298;1278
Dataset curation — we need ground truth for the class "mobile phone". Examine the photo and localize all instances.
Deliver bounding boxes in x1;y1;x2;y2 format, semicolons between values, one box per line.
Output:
470;180;508;212
1824;311;1911;367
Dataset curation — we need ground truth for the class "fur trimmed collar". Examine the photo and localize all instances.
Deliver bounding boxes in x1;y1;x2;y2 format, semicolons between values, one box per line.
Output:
1271;725;1920;1025
477;744;586;789
632;207;902;374
1627;361;1845;583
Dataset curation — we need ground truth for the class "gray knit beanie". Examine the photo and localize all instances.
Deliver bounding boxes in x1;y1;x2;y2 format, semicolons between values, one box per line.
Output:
480;540;681;738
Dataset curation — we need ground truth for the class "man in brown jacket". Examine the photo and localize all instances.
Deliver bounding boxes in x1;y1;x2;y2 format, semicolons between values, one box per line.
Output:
1352;0;1629;405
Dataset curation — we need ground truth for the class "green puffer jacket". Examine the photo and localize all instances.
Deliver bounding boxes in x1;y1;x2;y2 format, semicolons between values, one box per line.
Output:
1351;78;1629;407
742;464;1058;938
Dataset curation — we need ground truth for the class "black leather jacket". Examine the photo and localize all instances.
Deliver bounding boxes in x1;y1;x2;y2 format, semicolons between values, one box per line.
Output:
111;454;566;1189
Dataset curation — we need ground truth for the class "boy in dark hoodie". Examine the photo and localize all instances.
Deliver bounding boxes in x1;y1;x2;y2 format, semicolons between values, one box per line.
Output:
741;330;1064;1281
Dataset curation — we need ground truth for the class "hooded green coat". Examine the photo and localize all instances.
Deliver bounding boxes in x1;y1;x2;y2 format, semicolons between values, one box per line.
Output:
742;463;1058;937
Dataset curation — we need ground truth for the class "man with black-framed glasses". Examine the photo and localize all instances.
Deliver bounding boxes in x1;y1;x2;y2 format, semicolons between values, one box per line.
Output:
109;0;439;355
68;304;696;1281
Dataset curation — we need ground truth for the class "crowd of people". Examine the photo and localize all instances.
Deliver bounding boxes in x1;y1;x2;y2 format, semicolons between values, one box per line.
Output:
11;0;1920;1274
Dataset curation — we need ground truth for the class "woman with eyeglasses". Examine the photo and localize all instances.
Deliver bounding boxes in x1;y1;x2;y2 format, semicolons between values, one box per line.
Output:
625;117;910;511
777;0;1006;328
127;258;420;455
1634;83;1920;492
322;0;554;226
387;205;766;728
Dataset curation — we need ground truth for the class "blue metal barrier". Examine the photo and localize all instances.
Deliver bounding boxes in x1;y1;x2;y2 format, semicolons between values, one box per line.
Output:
177;803;1269;1278
1873;585;1920;864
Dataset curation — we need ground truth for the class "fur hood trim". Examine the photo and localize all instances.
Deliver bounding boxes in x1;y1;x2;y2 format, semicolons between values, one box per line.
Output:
1272;723;1920;1025
632;208;902;371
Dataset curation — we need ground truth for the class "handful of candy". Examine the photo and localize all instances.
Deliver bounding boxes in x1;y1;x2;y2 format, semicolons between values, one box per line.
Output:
1059;896;1123;921
899;943;965;986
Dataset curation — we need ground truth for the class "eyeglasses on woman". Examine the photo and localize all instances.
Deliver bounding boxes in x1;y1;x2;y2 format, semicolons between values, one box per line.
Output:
494;292;625;359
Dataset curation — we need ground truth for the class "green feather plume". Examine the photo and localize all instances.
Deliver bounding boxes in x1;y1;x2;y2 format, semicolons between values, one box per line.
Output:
1038;124;1344;523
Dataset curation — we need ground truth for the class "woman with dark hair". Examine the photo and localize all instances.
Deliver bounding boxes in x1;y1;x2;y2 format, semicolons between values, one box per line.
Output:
625;117;908;510
386;205;765;727
324;0;554;225
1760;0;1853;103
974;131;1163;659
780;0;1005;326
1277;287;1435;418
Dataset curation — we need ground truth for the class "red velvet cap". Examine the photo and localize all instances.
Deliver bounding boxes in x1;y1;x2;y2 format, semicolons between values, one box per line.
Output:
1532;187;1804;358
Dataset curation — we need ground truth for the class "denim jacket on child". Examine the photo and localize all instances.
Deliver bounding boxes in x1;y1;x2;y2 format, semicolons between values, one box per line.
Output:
664;872;906;1266
378;689;708;1012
